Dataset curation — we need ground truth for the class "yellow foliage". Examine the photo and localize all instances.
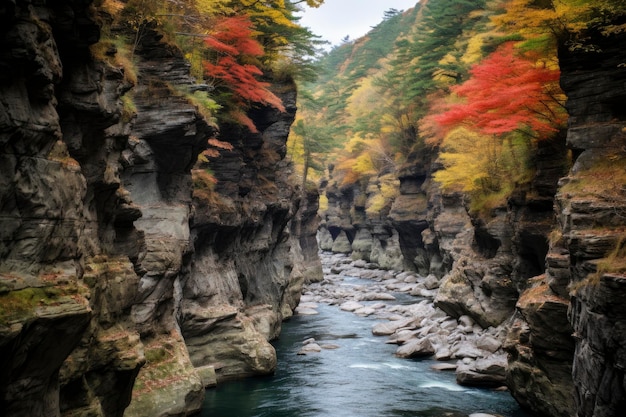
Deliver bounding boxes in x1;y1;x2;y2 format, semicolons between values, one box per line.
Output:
318;194;329;212
366;193;387;215
494;0;626;46
335;149;377;186
346;77;379;122
462;33;488;64
492;0;559;37
433;127;504;193
287;126;306;166
379;175;400;199
343;135;368;154
353;153;376;175
194;0;232;15
365;174;399;215
434;127;534;217
438;53;457;66
90;38;137;85
432;68;458;85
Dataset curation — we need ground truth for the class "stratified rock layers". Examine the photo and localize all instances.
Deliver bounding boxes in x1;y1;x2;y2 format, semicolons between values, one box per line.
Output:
0;2;316;417
557;29;626;417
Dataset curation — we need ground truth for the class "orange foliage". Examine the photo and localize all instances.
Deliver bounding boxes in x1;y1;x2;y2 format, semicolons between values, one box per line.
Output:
203;14;285;131
207;138;234;150
434;42;565;138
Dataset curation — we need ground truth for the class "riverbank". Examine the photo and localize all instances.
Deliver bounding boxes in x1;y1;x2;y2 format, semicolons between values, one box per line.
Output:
297;252;510;388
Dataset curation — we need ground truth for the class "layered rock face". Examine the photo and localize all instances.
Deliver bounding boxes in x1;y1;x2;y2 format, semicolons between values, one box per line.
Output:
0;1;313;417
494;25;626;417
320;141;567;327
179;80;307;383
555;28;626;417
1;2;144;416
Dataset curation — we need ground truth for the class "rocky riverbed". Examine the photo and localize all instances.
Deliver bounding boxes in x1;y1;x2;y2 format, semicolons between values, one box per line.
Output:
296;252;510;388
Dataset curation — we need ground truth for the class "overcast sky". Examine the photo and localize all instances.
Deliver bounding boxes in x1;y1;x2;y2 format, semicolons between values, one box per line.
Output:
297;0;419;47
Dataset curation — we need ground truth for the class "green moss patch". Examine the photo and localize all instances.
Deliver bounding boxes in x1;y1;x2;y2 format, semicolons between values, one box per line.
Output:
0;282;82;325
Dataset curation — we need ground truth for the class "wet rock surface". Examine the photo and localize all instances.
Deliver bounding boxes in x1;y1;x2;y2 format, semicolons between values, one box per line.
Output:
299;253;510;389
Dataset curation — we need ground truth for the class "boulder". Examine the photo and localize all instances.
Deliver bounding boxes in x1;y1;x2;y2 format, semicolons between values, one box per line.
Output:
395;337;435;358
340;300;364;312
354;307;377;316
372;318;417;336
456;355;507;387
297;343;322;355
451;341;485;359
476;335;502;353
360;292;397;301
423;274;440;290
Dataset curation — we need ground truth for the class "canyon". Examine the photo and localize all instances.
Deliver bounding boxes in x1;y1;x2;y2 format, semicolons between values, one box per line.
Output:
1;1;626;417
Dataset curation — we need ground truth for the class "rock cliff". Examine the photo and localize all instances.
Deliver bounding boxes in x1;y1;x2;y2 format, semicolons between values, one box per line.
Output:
554;27;626;417
0;1;317;416
504;25;626;417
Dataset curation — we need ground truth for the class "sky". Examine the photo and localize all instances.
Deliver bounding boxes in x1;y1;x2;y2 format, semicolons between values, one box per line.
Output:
297;0;419;48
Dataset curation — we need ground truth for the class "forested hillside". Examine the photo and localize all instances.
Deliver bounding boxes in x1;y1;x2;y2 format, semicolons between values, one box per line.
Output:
292;0;580;213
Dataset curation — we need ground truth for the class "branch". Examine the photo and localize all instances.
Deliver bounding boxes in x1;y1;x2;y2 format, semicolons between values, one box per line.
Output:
175;32;209;38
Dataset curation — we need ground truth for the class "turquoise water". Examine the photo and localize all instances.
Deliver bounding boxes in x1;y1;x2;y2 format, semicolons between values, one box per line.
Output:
202;303;533;417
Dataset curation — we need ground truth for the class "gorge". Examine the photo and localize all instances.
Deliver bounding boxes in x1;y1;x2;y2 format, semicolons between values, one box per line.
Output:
1;1;626;417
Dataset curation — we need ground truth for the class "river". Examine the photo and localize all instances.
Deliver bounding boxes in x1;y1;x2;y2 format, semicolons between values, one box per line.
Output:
202;255;533;417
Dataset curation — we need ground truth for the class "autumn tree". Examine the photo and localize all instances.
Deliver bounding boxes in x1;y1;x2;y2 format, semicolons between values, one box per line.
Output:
433;127;529;195
374;0;487;153
493;0;626;50
426;40;567;211
290;119;336;190
434;42;566;139
203;14;285;132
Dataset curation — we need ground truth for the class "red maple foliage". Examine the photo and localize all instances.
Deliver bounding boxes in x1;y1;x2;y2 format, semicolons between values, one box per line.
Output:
435;42;565;138
203;14;285;132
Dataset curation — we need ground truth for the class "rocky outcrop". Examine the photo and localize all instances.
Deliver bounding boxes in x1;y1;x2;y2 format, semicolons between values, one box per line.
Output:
0;2;309;417
120;25;212;417
433;134;568;330
505;276;575;417
389;150;441;276
180;86;303;382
